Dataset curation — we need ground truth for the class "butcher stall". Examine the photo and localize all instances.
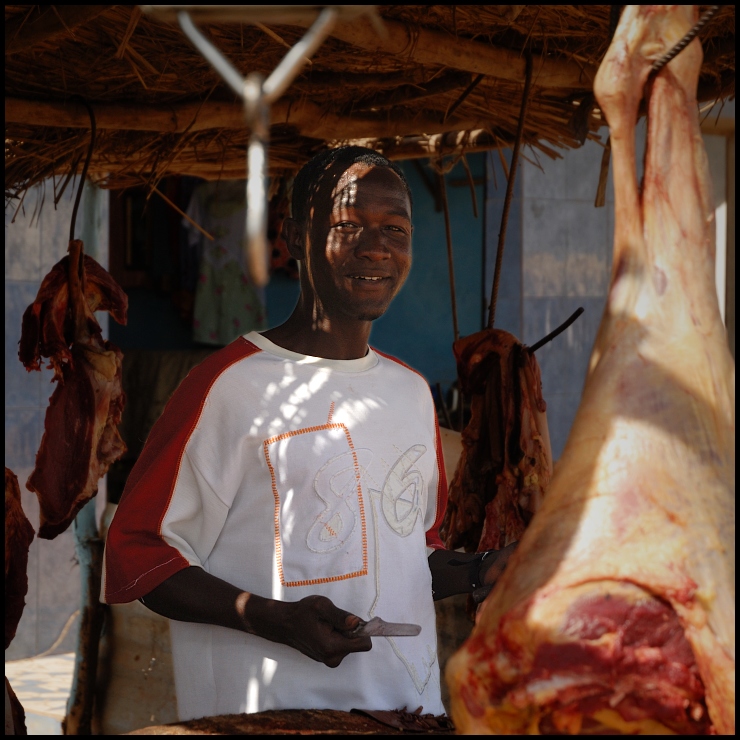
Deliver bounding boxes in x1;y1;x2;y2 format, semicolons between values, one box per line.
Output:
5;4;736;736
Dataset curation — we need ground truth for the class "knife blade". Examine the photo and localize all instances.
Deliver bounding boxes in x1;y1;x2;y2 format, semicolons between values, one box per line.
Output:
350;616;421;637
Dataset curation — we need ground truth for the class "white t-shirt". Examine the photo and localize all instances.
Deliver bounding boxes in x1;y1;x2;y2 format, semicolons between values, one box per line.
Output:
103;332;448;720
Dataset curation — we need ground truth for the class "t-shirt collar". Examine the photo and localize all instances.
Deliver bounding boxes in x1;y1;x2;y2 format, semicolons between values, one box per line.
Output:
244;331;378;373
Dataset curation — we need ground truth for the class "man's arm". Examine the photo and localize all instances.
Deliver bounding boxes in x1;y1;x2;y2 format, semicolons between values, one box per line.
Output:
140;566;372;668
428;543;518;602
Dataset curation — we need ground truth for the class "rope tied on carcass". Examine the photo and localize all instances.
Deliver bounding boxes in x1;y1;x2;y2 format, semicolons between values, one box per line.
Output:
650;5;721;76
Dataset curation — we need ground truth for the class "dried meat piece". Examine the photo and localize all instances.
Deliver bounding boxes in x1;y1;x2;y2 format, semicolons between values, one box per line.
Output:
19;252;127;379
439;329;552;554
447;6;734;735
21;240;128;539
5;467;35;651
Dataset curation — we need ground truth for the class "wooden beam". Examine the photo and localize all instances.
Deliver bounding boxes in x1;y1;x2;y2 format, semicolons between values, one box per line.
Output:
5;6;113;56
94;130;527;179
5;97;247;134
363;130;508;162
24;127;566;188
352;71;473;112
5;96;495;142
290;15;596;90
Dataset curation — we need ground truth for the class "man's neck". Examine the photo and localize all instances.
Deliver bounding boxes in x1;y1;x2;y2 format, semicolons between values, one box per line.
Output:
262;303;372;361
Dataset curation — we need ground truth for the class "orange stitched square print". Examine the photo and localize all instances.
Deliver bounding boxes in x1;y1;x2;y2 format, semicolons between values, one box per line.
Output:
263;423;368;587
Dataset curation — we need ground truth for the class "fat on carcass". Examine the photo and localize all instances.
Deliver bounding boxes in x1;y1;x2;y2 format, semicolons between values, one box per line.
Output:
19;240;128;539
446;5;734;735
440;330;553;555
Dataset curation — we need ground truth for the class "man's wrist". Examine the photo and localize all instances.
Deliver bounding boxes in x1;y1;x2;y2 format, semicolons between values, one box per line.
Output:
241;594;295;646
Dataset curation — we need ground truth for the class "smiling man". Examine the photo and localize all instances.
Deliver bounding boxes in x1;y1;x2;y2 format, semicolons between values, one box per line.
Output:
102;146;513;721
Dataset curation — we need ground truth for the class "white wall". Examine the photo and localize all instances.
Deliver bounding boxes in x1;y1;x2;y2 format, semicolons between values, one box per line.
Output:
519;105;733;458
5;182;108;660
517;126;646;459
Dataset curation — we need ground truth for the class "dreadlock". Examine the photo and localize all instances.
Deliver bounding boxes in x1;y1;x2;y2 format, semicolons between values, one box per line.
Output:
291;145;413;227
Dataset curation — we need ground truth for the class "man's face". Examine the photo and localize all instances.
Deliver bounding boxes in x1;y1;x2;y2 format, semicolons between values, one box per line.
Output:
299;163;413;323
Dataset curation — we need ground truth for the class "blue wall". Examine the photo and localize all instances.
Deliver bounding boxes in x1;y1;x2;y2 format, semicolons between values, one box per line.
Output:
264;153;496;391
369;154;489;388
108;155;515;395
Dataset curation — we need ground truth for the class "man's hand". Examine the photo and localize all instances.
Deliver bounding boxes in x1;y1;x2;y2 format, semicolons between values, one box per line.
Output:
474;541;518;603
428;542;519;602
246;594;372;668
141;567;371;668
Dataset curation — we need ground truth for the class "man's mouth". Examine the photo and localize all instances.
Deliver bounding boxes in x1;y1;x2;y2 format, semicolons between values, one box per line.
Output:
349;275;388;282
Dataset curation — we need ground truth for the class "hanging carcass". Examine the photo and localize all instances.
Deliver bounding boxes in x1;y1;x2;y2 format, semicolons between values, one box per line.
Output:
447;5;735;735
19;239;128;539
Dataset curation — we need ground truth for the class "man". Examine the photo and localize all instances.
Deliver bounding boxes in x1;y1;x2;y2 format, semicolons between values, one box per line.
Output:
103;146;514;720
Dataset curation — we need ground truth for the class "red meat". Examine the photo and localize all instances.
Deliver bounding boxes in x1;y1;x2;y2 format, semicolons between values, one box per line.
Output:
20;240;128;539
447;6;734;735
440;330;553;555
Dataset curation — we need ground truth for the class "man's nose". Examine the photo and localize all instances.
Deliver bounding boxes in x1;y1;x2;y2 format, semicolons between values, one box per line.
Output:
355;227;391;260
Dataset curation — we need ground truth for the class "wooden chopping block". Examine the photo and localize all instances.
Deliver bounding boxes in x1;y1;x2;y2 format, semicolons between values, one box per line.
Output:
126;708;454;734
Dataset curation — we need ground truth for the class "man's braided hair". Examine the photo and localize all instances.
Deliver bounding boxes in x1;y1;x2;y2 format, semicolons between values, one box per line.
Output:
291;145;413;227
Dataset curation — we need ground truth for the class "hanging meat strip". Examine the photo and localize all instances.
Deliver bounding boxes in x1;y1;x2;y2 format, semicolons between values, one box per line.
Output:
447;5;734;735
440;329;553;554
19;240;128;539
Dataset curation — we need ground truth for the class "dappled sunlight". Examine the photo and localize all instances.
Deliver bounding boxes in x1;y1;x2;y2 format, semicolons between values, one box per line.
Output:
249;364;390;443
262;657;278;687
246;675;260;714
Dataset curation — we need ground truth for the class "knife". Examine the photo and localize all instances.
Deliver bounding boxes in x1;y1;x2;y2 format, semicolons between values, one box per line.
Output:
350;616;421;637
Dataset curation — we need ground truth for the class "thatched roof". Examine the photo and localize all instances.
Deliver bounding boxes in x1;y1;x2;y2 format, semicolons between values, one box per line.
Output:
5;5;735;197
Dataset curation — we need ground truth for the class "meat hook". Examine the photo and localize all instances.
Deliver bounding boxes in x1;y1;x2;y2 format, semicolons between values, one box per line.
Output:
68;97;96;244
527;307;584;354
167;6;382;286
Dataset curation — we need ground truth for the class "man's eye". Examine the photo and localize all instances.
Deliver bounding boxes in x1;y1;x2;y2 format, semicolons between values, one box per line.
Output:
334;222;357;229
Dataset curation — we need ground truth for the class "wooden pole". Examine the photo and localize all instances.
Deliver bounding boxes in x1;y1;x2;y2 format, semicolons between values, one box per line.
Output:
5;96;489;142
487;54;533;329
438;171;460;343
291;15;595;90
64;499;106;735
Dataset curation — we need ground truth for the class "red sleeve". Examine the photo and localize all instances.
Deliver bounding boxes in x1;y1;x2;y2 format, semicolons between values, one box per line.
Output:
425;409;448;550
103;338;261;603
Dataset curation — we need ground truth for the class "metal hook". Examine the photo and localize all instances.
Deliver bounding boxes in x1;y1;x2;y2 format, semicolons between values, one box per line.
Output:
69;97;96;244
176;7;343;286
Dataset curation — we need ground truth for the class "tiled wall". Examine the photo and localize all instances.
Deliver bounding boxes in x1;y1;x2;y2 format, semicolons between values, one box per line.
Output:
517;124;647;460
5;182;109;660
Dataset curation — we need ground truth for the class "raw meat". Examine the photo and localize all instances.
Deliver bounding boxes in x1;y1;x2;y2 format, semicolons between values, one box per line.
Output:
440;330;553;554
5;467;34;651
19;251;127;379
20;240;128;539
446;5;735;735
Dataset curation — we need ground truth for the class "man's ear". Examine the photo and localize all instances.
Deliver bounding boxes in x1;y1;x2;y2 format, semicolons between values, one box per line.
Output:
282;218;305;261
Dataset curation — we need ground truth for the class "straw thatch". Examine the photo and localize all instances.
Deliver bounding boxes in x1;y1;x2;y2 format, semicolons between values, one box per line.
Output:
5;5;735;198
